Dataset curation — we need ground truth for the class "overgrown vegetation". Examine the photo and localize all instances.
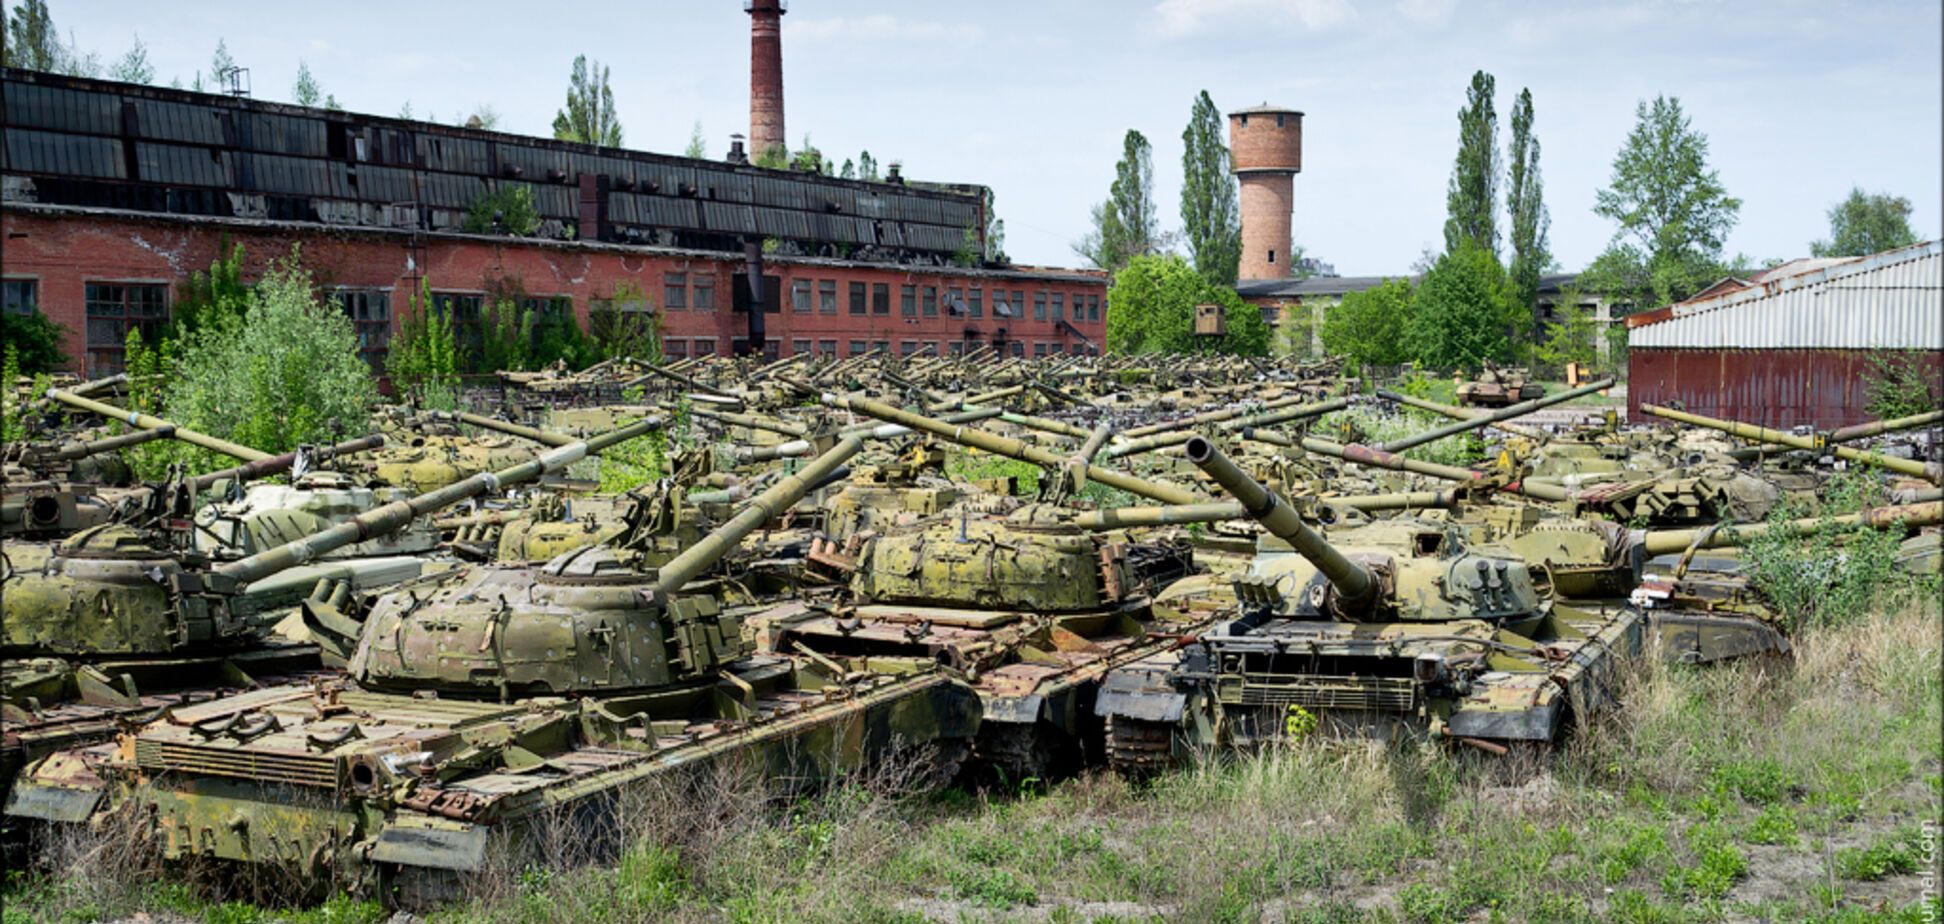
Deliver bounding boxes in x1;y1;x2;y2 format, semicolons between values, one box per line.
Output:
162;248;378;455
386;280;460;410
12;593;1936;923
1741;467;1930;633
1863;351;1941;420
1105;254;1269;356
463;184;541;236
0;308;68;374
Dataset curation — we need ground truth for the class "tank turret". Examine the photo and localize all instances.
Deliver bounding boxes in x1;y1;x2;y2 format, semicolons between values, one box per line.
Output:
344;434;860;697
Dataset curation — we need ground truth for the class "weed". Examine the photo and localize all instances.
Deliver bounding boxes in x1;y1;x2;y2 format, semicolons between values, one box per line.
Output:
1835;829;1923;881
1743;803;1800;847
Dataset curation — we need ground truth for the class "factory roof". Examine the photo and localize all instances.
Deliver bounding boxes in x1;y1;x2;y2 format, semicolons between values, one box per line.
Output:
1626;239;1942;350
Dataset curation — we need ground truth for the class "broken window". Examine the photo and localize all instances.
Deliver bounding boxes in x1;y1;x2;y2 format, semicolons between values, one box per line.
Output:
819;279;838;314
333;288;392;372
84;282;170;376
664;272;687;310
791;279;812;313
3;279;37;315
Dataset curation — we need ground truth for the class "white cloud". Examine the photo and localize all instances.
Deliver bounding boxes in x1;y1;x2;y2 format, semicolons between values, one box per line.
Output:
791;15;984;44
1394;0;1454;28
1149;0;1356;38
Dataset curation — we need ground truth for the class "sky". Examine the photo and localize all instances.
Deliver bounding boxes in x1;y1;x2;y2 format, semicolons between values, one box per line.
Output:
50;0;1944;276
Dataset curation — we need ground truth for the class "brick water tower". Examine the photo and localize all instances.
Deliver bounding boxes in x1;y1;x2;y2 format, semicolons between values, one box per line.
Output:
1229;103;1303;281
746;0;787;160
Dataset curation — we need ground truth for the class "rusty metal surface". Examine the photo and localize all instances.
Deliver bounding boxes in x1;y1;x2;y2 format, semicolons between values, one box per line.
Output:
1628;348;1943;430
1628;241;1941;350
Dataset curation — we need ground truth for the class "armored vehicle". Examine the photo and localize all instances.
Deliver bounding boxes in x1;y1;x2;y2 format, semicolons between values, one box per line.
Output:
1092;438;1642;774
0;423;648;818
8;435;980;906
1455;363;1545;408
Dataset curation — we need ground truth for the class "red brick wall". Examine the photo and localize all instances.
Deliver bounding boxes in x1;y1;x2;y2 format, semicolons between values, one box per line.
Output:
1;209;1106;375
1237;175;1293;282
1228;111;1302;174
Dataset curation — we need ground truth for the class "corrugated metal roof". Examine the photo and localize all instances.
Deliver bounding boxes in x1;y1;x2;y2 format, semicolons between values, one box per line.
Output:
1628;240;1942;350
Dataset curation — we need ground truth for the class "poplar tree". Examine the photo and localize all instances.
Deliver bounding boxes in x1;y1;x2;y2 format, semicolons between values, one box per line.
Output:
1180;91;1241;287
111;34;153;84
1075;130;1158;273
552;55;623;147
1505;87;1550;318
1443;70;1500;258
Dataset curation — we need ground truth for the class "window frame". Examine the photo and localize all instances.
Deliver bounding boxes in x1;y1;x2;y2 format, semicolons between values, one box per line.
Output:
663;272;688;310
83;280;171;376
818;279;838;315
849;281;868;316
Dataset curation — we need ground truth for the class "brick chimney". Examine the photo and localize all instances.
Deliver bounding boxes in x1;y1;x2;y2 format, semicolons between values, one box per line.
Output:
747;0;787;161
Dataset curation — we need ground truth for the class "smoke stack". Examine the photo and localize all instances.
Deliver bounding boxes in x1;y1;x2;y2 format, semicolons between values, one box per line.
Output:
746;0;787;161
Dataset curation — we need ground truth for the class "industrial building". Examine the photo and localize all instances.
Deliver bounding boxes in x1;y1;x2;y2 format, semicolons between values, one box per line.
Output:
1626;239;1942;429
0;58;1105;377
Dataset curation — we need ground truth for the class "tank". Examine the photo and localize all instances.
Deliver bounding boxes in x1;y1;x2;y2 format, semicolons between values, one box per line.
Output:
0;422;650;823
1091;437;1644;773
7;434;981;906
1455;362;1545;408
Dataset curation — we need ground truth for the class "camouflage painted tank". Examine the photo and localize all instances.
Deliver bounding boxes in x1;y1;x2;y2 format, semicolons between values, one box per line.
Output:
1455;362;1545;408
7;434;980;906
1092;437;1643;773
0;424;648;826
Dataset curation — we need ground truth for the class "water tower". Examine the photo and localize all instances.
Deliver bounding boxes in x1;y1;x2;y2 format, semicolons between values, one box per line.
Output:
1229;103;1303;281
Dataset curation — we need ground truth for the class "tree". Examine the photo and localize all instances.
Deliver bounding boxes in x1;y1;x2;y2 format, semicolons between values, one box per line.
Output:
1405;244;1517;372
1505;87;1550;325
165;249;378;454
463;185;539;236
2;310;68;374
1586;95;1742;309
1444;70;1500;258
982;188;1008;263
387;280;460;410
292;61;322;107
1104;254;1268;356
789;134;827;174
208;38;236;90
1812;188;1920;257
3;0;57;71
463;104;500;130
398;101;415;120
856;151;879;181
111;34;153;84
1319;278;1414;370
1531;284;1598;376
168;241;250;338
684;121;708;159
1075;130;1158;273
1180;90;1242;287
552;55;623;147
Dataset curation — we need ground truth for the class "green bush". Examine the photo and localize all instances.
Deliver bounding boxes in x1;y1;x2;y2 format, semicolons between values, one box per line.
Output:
1318;277;1414;370
386;280;460;410
1405;243;1520;372
1742;468;1910;632
163;249;377;454
463;184;540;236
1;309;69;374
1836;830;1923;881
1104;254;1267;356
1864;351;1940;420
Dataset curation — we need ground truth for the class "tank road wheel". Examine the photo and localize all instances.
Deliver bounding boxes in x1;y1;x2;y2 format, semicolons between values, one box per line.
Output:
1104;715;1177;778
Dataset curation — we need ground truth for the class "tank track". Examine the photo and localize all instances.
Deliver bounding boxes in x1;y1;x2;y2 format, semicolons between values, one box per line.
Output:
1103;715;1175;776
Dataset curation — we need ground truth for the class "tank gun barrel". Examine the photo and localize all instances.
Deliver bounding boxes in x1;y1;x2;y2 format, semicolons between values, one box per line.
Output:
45;388;272;462
47;425;176;460
824;393;1203;504
214;418;660;585
1121;392;1319;439
1073;490;1459;530
1216;398;1349;433
690;407;808;438
429;411;576;447
1828;410;1944;444
630;362;740;400
654;435;862;596
1637;501;1942;557
1376;390;1548;440
1378;379;1613;452
186;434;386;493
22;372;127;417
1184;436;1377;610
1641;404;1942;483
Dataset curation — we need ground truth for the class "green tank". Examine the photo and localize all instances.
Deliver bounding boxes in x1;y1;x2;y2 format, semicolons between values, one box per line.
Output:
1091;437;1643;774
8;435;980;906
0;423;648;827
1454;362;1546;408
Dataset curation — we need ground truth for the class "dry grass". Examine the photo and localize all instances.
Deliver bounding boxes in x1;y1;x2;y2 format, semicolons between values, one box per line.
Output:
8;602;1939;924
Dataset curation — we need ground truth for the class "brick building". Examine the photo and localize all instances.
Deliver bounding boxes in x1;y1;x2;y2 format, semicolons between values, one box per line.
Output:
0;69;1106;377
